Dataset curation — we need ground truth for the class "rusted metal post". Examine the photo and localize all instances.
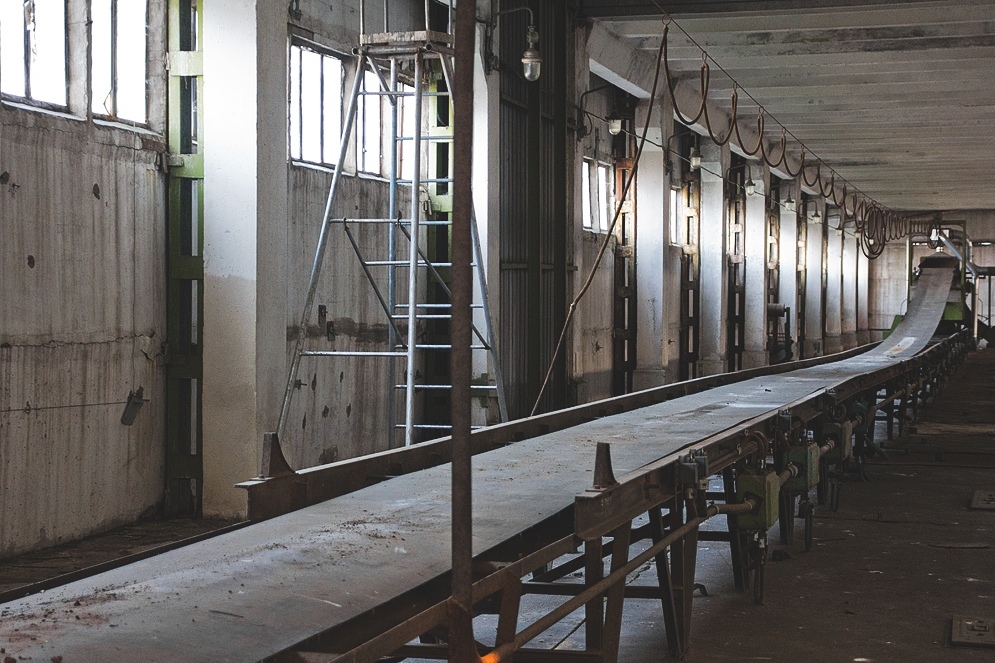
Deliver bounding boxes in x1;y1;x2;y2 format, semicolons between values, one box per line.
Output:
449;0;479;660
601;522;633;663
649;506;682;657
584;537;605;652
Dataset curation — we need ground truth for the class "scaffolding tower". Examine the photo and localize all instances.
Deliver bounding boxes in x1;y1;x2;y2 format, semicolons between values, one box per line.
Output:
275;1;507;449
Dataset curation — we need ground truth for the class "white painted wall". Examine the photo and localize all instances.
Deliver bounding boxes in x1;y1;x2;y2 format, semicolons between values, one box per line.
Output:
633;98;669;390
825;221;843;354
697;141;729;375
803;201;825;357
842;231;859;349
742;170;768;369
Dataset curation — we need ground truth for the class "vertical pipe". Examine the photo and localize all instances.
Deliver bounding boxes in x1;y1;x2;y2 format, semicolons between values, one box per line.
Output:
387;59;400;446
405;54;424;447
451;0;477;659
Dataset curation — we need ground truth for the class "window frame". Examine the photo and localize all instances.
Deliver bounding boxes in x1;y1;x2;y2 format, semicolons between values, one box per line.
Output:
89;0;150;126
288;36;347;168
580;157;614;234
0;0;70;111
357;65;385;176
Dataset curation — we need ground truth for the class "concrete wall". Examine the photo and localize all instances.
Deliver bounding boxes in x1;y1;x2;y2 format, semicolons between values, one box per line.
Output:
867;241;908;341
0;1;168;557
0;108;167;557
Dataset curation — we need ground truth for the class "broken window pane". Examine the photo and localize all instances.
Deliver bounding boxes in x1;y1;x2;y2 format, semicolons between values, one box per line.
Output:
0;2;27;96
29;0;66;105
116;0;147;121
1;0;66;105
92;0;147;121
91;0;112;113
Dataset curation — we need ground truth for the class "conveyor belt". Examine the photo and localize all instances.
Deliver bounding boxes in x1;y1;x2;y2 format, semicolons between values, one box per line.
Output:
0;268;957;661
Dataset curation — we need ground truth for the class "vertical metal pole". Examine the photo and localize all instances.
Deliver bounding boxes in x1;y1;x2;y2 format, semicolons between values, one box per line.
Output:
450;0;478;660
470;210;509;422
387;59;400;446
277;55;366;439
405;54;424;447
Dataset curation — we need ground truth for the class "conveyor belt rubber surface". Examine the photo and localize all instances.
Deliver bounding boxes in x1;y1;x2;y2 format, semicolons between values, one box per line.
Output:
0;268;955;661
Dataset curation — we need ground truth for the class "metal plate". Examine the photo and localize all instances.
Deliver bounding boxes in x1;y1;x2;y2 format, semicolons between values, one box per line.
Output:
951;616;995;648
970;490;995;511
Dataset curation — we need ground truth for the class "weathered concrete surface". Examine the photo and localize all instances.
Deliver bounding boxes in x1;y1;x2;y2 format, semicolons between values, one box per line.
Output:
0;112;167;558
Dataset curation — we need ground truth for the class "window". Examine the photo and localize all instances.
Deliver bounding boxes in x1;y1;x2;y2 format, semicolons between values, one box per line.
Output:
582;161;593;230
1;0;67;106
669;187;681;245
90;0;147;122
398;82;415;181
581;159;614;233
289;41;343;165
358;67;383;174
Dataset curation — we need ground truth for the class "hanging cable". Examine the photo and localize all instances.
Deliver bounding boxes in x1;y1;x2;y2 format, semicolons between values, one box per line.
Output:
529;27;669;417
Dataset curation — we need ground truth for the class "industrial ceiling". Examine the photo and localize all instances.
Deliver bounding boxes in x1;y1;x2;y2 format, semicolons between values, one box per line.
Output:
581;0;995;212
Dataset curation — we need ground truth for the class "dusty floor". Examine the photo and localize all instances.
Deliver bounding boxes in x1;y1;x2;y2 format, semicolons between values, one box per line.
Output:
0;517;239;601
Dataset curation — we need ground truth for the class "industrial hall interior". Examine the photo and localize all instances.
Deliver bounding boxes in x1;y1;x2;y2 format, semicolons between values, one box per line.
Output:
2;0;995;661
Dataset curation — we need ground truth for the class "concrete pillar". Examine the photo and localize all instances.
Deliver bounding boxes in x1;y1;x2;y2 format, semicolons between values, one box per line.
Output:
856;238;870;344
201;0;288;518
841;231;859;349
697;140;729;376
778;179;799;356
803;198;825;357
742;167;768;369
824;219;843;354
867;241;908;342
633;95;671;390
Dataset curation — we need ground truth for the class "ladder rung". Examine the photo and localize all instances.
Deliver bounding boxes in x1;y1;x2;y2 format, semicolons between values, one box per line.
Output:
395;384;498;390
399;220;452;226
397;178;454;184
330;217;401;224
395;424;486;430
390;314;451;319
395;304;483;309
398;344;489;350
396;135;453;142
361;90;449;97
301;350;407;357
365;260;453;267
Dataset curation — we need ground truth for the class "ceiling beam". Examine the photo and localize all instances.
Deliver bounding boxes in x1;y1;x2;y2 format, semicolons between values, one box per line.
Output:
580;0;942;20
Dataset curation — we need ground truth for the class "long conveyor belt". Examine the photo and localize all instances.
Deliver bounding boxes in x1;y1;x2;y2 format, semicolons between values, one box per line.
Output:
0;268;963;661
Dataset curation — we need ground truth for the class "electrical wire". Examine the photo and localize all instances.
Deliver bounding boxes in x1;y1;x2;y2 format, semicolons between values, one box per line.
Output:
0;400;129;415
650;14;936;258
530;27;668;417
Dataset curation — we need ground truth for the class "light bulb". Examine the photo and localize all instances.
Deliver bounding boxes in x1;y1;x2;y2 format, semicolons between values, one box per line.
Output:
608;118;622;136
689;147;701;171
784;196;796;212
745;178;756;196
522;25;541;82
812;209;822;221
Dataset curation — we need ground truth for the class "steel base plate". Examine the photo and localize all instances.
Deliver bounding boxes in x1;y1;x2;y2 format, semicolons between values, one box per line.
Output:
951;616;995;648
970;490;995;511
